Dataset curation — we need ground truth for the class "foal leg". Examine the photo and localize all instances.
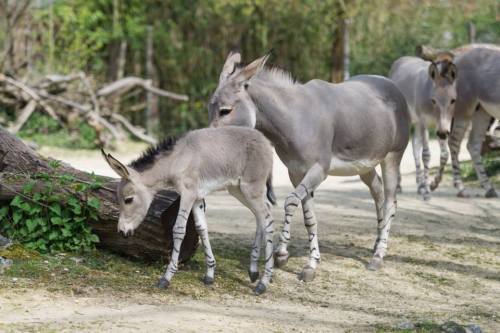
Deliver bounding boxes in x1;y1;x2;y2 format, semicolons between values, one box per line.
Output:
192;200;216;285
368;151;403;271
239;183;274;295
467;107;498;198
360;169;384;250
228;186;262;283
430;137;449;191
412;124;424;193
158;193;196;289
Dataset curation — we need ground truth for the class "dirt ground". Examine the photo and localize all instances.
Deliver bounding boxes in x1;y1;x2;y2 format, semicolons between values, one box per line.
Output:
1;141;499;332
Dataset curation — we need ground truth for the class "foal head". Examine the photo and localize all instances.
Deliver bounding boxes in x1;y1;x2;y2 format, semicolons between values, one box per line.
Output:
427;52;458;139
208;52;270;128
101;150;153;237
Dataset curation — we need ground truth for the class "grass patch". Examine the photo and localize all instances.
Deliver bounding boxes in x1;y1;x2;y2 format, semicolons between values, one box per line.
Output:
439;152;500;188
0;239;255;297
374;321;442;333
413;271;454;287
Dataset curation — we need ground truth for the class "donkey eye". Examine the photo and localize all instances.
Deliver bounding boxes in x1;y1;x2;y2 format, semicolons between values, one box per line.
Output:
219;107;233;117
124;197;134;204
450;99;456;105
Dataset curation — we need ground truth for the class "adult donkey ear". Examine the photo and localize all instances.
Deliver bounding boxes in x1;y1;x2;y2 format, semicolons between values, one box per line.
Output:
219;51;241;84
428;62;438;81
101;149;130;179
448;63;458;82
238;53;270;82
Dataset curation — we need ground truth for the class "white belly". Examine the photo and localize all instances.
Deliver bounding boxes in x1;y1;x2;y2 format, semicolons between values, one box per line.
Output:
481;100;500;119
329;158;380;176
198;178;240;197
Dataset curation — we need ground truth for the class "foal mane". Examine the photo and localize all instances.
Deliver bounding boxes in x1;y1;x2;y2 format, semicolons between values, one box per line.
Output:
129;136;180;172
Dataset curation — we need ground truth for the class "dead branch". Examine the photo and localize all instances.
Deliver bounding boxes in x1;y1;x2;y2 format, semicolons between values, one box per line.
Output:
111;113;157;145
97;76;188;101
8;99;36;133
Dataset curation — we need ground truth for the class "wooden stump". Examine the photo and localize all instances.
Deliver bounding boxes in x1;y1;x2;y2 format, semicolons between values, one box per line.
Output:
0;127;198;262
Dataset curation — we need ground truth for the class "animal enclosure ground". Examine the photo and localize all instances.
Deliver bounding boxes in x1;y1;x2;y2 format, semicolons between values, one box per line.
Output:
0;143;499;332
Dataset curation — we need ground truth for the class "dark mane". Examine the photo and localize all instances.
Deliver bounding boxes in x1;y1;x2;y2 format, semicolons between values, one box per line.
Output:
129;136;180;172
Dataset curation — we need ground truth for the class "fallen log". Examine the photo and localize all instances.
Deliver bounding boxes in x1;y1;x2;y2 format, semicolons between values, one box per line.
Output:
0;127;198;262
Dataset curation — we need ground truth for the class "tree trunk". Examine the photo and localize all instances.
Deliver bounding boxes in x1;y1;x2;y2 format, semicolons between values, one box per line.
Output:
0;127;198;262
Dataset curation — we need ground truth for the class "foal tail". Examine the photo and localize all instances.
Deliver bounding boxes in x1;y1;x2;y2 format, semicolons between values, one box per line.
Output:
266;172;277;206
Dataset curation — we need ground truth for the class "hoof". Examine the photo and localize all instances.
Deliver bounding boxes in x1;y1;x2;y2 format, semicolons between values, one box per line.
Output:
253;282;267;295
417;185;426;195
298;265;316;282
367;256;383;271
485;188;498;198
248;269;259;283
274;252;289;269
422;192;431;201
203;275;214;286
158;277;170;289
457;189;470;198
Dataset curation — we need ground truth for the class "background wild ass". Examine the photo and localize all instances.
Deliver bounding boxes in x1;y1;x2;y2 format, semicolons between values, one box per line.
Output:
445;46;500;198
102;127;276;295
389;53;457;200
209;52;410;281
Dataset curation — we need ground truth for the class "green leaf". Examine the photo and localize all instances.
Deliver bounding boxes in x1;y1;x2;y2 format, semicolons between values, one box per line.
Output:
61;227;72;237
48;230;59;240
22;180;36;194
26;219;38;232
89;234;99;243
12;211;22;224
10;196;23;208
0;206;8;220
49;203;62;216
50;216;63;225
87;197;100;210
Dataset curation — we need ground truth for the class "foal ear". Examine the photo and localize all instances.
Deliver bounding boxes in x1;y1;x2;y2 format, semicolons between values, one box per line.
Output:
219;51;241;84
448;63;458;82
428;62;438;81
101;149;130;179
239;53;270;82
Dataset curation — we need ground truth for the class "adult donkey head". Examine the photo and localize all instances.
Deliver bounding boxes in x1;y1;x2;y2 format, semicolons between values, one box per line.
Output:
426;52;458;139
101;149;154;237
208;52;270;128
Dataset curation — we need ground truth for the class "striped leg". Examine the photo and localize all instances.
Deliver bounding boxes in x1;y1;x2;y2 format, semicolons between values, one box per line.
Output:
238;183;274;295
274;171;302;268
192;200;216;285
448;117;470;196
368;151;403;271
299;194;320;282
360;169;384;251
467;107;498;198
411;126;424;192
430;138;449;191
420;125;431;200
278;164;326;281
158;194;195;289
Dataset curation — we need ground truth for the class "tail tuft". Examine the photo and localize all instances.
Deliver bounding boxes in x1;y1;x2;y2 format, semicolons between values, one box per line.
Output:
266;173;277;206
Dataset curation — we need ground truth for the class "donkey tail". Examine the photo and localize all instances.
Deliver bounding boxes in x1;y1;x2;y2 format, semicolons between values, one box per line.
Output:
266;172;277;206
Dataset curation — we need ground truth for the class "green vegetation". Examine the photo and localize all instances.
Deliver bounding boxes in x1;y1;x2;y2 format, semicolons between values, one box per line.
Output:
0;166;102;253
18;113;99;149
461;152;500;185
1;0;498;141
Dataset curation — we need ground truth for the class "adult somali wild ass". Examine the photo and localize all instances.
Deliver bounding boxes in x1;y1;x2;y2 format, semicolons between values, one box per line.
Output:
445;45;500;198
208;52;410;280
102;127;276;295
389;52;457;200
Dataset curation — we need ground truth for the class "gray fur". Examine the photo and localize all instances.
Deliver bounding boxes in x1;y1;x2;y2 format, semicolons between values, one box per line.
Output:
209;53;410;278
447;46;500;197
389;55;457;199
102;126;276;294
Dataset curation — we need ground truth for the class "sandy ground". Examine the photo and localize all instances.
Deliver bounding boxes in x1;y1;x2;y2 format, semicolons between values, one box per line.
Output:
1;141;499;332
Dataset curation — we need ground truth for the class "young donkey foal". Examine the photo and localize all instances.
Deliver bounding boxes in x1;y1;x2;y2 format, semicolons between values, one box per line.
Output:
102;127;276;295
